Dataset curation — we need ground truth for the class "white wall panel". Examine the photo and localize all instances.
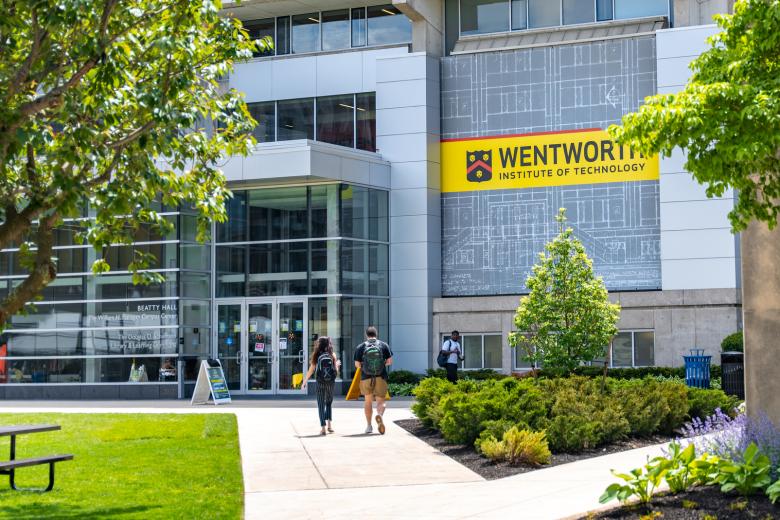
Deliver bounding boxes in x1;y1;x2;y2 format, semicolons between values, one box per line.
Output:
656;24;717;59
662;258;737;290
661;228;736;260
270;56;317;100
390;214;439;243
660;200;733;231
231;60;273;103
315;52;363;96
657;56;695;89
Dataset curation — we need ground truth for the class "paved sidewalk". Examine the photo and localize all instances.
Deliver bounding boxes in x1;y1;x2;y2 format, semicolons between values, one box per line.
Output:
0;401;666;519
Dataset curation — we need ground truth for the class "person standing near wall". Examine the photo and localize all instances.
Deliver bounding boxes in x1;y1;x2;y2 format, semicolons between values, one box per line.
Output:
302;336;341;435
441;330;462;383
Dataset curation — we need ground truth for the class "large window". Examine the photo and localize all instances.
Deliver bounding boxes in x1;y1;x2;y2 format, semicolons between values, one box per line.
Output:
292;13;321;53
610;330;654;367
277;98;314;141
247;93;376;152
367;5;413;45
459;0;668;35
241;5;410;57
322;9;351;51
442;333;503;370
216;184;389;299
0;206;212;386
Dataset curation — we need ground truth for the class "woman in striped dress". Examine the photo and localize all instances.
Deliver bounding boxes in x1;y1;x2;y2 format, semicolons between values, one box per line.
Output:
302;336;341;435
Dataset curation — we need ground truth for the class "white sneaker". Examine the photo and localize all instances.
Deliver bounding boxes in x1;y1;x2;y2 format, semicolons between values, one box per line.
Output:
365;424;373;434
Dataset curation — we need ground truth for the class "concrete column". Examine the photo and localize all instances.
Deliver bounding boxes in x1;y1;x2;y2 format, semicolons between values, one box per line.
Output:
376;51;441;373
741;220;780;425
394;0;444;56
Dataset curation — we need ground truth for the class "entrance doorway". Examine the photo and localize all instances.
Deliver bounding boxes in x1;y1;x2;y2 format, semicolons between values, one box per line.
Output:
215;299;308;395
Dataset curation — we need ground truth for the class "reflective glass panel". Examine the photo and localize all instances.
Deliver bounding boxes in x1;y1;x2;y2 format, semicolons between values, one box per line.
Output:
310;185;340;239
216;245;246;297
352;7;367;47
277;98;314;141
460;0;509;35
611;332;633;367
247;242;309;296
462;336;482;369
248;186;308;241
276;16;290;55
563;0;595;24
217;191;247;242
292;13;321;53
317;94;355;148
244;18;275;57
248;101;275;143
90;273;177;300
614;0;667;18
322;9;350;51
356;92;376;152
634;331;654;366
511;0;528;30
529;0;560;28
367;5;412;45
484;334;502;368
596;0;613;20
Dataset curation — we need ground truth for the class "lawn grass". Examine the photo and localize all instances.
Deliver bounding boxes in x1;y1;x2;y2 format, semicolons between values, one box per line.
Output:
0;413;243;519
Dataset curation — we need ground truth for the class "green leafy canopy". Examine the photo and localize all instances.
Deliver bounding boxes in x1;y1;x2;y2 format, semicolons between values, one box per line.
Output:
0;0;268;326
610;0;780;231
508;208;621;374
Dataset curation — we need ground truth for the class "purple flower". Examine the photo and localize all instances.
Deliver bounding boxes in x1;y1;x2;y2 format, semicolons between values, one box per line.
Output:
676;409;780;474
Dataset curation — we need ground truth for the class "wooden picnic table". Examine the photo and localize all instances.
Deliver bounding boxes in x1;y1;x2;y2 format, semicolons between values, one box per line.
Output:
0;424;73;492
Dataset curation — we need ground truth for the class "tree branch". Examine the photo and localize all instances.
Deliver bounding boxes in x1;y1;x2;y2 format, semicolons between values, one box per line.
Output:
0;213;58;328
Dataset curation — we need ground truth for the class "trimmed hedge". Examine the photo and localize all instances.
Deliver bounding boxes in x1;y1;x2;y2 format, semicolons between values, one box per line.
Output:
412;375;740;454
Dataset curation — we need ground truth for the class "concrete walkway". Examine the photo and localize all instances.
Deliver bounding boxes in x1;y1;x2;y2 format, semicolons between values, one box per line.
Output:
0;400;667;519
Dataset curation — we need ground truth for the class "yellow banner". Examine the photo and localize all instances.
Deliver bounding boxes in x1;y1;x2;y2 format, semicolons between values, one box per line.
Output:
441;129;658;193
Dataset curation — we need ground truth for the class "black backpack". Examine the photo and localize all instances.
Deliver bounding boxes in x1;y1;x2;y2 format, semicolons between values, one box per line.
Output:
316;354;336;383
436;340;451;368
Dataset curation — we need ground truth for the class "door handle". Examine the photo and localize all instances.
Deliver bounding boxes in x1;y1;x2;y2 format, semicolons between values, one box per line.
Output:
298;350;304;364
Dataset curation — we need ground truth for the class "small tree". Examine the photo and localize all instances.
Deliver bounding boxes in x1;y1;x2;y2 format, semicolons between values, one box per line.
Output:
509;209;620;374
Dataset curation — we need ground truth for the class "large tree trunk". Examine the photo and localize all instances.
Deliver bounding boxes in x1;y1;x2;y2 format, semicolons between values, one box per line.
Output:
742;219;780;426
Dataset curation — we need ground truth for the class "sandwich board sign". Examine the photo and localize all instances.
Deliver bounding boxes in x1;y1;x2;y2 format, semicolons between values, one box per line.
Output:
191;359;232;405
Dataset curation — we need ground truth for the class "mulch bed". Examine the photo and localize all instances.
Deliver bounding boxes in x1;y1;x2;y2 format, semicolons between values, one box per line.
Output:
584;486;780;519
394;417;672;481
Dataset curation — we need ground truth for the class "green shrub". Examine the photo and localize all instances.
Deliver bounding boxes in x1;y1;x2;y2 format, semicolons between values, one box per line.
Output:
687;387;742;420
388;383;416;396
474;419;515;453
502;378;551;430
655;380;690;434
387;370;421;384
721;331;744;352
542;377;629;452
438;392;489;445
612;379;670;436
411;377;453;427
535;365;723;380
462;369;505;381
425;368;447;379
480;427;551;465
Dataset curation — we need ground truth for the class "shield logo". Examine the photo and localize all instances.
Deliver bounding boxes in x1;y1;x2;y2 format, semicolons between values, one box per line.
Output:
466;150;492;183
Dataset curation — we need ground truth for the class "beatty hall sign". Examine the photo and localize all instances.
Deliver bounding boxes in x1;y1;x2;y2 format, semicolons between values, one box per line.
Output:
441;129;659;193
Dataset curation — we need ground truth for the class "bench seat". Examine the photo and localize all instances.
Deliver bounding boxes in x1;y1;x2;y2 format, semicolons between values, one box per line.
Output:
0;454;74;491
0;454;74;470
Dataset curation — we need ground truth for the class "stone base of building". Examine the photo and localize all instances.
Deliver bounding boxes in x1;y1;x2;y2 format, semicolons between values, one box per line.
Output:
0;384;179;400
432;289;741;372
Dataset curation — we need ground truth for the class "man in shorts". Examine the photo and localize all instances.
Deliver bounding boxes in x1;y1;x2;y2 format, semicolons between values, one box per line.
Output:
354;326;393;434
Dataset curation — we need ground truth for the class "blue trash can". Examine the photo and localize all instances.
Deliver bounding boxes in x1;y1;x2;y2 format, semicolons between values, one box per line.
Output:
683;349;711;388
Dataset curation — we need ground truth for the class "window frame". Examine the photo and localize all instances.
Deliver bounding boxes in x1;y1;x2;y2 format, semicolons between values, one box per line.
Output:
457;0;669;37
609;329;655;368
243;4;411;59
440;332;503;370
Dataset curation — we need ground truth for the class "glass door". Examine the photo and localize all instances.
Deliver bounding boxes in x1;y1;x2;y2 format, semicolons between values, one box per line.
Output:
216;302;242;391
246;302;274;394
277;300;307;394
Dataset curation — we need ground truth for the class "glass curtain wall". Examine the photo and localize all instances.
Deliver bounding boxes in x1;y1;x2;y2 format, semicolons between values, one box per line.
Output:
460;0;669;35
241;5;411;57
215;184;389;378
0;207;211;386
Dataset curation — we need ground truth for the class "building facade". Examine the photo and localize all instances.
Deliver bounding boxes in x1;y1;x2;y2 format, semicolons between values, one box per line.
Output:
0;0;740;398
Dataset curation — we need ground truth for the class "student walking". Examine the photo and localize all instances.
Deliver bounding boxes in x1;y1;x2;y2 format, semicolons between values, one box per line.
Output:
302;336;341;435
354;326;393;434
440;330;462;383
